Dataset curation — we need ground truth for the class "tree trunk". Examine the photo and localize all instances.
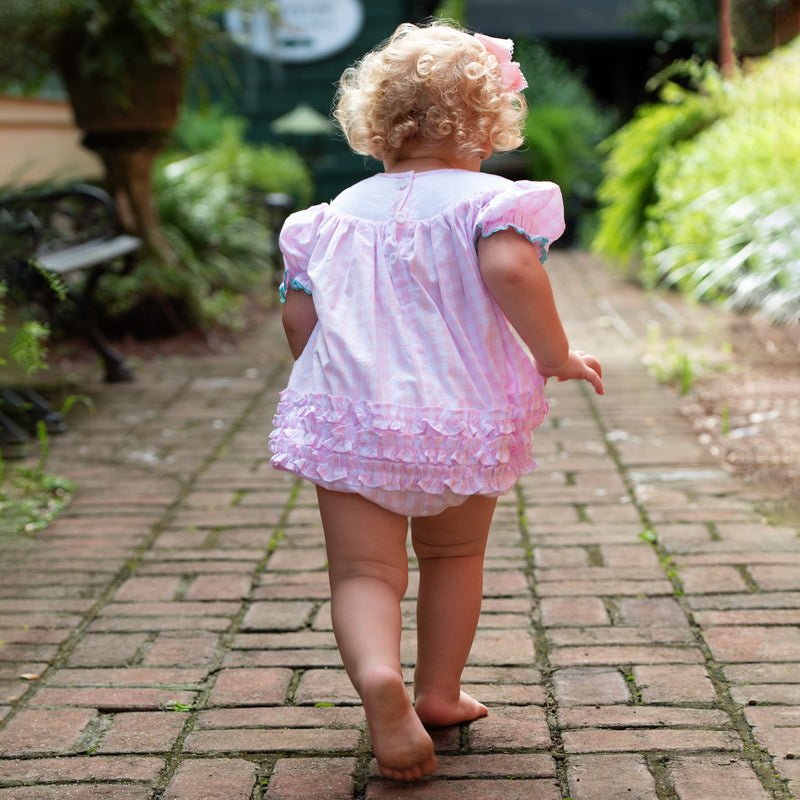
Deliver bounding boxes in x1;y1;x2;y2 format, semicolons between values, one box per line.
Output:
83;131;176;266
719;0;736;76
60;59;184;265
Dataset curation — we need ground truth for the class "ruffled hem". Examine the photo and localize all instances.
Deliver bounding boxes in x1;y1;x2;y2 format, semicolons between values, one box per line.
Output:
268;388;548;496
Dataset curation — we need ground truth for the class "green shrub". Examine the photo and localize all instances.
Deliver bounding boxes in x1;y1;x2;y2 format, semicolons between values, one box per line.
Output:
96;110;313;333
516;40;616;238
641;39;800;323
591;62;721;265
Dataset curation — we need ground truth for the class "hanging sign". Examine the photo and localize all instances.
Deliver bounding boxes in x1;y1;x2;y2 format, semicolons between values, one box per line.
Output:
225;0;365;63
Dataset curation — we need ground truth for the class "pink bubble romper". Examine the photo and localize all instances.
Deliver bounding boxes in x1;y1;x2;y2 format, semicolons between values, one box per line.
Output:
269;169;565;517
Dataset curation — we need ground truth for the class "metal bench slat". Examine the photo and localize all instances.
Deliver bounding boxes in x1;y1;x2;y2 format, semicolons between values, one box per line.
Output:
37;235;142;274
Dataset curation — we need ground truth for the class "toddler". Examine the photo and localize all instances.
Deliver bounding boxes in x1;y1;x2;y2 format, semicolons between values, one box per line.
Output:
269;20;603;781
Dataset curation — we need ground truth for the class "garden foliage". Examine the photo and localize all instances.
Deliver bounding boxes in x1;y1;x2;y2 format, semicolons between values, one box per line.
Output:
517;40;616;236
95;108;313;333
592;39;800;323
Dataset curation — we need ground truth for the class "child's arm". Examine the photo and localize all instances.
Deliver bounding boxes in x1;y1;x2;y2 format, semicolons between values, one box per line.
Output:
282;288;318;359
478;229;604;395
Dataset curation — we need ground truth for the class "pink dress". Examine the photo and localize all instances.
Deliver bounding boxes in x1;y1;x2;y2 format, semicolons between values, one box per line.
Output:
269;169;565;516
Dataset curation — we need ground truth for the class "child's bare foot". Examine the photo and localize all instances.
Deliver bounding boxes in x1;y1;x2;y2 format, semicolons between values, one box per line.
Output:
363;666;438;781
414;689;488;728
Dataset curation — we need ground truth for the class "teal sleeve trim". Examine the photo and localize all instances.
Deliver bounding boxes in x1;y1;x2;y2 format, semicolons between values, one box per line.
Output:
475;223;551;263
279;271;313;303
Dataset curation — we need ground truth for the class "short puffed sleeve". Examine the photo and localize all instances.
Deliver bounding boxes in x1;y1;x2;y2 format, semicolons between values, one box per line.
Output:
474;181;565;262
278;203;328;301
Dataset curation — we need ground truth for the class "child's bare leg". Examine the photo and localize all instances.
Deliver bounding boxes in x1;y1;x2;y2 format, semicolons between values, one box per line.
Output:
315;487;437;781
411;495;496;727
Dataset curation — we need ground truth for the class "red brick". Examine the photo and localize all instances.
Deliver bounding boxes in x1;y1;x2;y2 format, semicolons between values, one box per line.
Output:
67;633;148;667
0;708;97;756
196;705;364;730
101;601;239;617
266;549;328;572
0;614;83;629
255;573;331;601
548;626;692;646
732;684;800;705
241;601;315;631
534;547;591;568
695;609;800;626
536;580;674;597
704;626;800;662
559;706;730;730
469;707;551;750
96;711;188;753
265;757;356;800
469;630;535;665
183;728;361;753
618;597;687;626
223;649;343;669
0;628;70;645
0;644;60;662
0;755;164;783
748;723;800;761
466;682;546;705
633;664;717;704
142;633;219;666
550;644;705;667
482;570;530;597
90;615;230;632
567;753;658;800
562;728;742;753
366;778;561;799
600;545;662;568
29;688;196;711
232;631;336;651
139;560;256;575
553;667;630;705
208;668;293;707
48;668;207;687
539;597;610;627
678;565;749;594
182;574;251;601
725;663;800;684
433;753;556;778
294;668;359;706
689;592;800;611
0;786;152;799
114;576;181;602
667;755;773;800
749;565;800;591
163;758;257;800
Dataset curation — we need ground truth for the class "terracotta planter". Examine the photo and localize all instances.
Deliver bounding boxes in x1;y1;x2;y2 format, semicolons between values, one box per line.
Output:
60;60;184;134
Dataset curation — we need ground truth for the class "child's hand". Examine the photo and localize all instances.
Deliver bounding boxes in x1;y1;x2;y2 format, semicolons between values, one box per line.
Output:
537;350;604;395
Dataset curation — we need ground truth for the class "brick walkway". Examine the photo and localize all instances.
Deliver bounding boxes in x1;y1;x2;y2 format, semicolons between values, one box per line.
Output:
0;250;798;800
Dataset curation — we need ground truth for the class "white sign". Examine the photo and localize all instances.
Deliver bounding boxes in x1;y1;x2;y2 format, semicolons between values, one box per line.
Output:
225;0;365;63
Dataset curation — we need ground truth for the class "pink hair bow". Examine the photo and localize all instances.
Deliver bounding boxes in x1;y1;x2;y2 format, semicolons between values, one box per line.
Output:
474;32;528;92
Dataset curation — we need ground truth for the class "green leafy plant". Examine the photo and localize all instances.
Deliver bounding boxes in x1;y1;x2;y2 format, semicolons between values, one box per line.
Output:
516;40;616;239
640;39;800;323
93;110;313;333
642;323;704;394
0;395;91;536
0;0;222;96
629;0;719;57
591;61;722;266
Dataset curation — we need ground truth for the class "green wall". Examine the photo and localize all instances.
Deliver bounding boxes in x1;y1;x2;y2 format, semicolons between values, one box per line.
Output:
208;2;422;204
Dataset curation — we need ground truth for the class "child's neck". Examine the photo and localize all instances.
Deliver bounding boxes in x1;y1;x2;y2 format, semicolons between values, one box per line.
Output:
384;148;482;174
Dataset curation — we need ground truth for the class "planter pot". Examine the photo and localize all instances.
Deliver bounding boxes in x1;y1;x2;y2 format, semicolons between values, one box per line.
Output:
60;60;184;134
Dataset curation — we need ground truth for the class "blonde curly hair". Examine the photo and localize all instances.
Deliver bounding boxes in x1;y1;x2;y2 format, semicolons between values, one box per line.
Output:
334;21;527;163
